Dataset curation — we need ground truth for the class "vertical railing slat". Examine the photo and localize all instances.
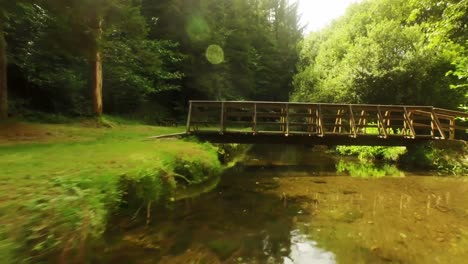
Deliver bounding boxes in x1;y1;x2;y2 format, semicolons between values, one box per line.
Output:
431;109;446;139
403;107;416;138
318;104;324;137
285;103;290;136
377;106;388;138
349;105;357;138
186;101;193;133
220;102;225;134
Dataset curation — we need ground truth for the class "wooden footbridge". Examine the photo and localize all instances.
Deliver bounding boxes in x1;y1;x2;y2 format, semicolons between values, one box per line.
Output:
184;101;468;146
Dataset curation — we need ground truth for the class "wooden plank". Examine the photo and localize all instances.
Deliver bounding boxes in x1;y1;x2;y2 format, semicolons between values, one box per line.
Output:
186;101;193;132
309;107;315;135
412;123;433;128
190;100;435;109
147;132;188;140
256;113;285;118
349;105;357;138
403;107;416;138
225;121;254;125
450;118;455;139
377;106;388;138
385;111;391;134
220;102;225;133
286;103;290;135
253;103;257;134
323;124;347;127
288;113;315;117
288;122;318;126
434;108;468;118
333;109;340;133
431;109;446;139
318;105;324;137
225;112;254;117
255;121;287;125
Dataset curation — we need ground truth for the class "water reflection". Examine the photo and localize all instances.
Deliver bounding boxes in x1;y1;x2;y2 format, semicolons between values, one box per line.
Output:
100;146;468;264
336;160;405;178
285;230;336;264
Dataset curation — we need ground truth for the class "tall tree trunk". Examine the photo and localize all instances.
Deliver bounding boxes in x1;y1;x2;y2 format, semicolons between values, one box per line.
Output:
0;21;7;119
91;17;103;116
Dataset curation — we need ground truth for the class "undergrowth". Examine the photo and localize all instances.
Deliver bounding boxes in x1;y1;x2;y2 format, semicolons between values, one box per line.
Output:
336;146;407;162
401;141;468;175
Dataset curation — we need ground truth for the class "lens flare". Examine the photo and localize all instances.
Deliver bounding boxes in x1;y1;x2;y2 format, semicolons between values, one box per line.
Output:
205;45;224;65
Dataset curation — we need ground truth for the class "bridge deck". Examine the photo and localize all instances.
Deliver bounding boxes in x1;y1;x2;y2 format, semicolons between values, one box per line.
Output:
186;101;468;146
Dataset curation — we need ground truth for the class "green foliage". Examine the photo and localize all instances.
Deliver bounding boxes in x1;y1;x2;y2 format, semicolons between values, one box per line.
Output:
401;142;468;175
336;146;407;162
0;122;222;262
3;0;303;119
143;0;302;101
292;0;465;109
103;39;183;114
337;160;405;178
121;166;175;206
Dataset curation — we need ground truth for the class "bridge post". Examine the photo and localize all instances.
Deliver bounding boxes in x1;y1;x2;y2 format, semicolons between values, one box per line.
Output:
308;106;314;135
186;101;193;133
431;109;446;139
317;104;324;137
403;107;416;138
253;103;257;134
377;106;388;138
349;105;357;138
220;102;225;134
450;118;455;140
285;103;290;136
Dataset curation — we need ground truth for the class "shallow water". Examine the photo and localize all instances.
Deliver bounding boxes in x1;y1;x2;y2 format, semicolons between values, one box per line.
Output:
100;146;468;264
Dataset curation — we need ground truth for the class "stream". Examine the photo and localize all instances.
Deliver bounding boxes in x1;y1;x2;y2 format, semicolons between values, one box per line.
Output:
99;146;468;264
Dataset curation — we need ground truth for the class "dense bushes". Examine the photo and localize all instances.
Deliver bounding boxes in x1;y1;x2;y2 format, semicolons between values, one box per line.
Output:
336;141;468;175
401;141;468;175
336;146;407;162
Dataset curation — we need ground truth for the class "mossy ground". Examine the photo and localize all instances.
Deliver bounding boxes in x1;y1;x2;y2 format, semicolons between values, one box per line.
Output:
0;119;222;263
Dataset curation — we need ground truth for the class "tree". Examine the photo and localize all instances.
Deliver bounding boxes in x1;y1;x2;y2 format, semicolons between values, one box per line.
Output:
142;0;302;102
43;0;149;116
292;0;464;109
0;15;6;119
0;0;40;119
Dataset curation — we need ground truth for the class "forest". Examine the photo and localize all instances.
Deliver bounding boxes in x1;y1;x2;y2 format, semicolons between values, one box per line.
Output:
1;1;468;263
1;0;466;122
1;0;302;122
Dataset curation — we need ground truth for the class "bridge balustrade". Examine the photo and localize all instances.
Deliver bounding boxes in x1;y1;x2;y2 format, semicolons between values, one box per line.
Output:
186;101;468;145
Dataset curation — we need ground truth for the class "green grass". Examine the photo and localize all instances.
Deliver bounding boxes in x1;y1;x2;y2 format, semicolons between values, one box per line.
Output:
0;121;221;263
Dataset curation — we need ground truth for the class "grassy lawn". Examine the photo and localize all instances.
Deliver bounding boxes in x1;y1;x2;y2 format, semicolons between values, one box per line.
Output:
0;120;221;262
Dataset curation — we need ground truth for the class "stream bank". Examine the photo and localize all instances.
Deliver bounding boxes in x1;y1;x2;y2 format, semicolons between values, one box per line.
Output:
98;145;468;264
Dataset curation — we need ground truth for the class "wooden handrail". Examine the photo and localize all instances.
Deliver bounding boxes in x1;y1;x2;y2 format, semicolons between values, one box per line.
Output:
186;101;467;141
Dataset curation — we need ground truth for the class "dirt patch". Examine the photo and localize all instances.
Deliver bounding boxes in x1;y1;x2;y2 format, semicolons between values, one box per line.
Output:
0;122;53;143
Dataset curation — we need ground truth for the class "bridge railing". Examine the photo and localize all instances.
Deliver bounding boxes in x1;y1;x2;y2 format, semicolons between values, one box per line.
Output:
186;101;468;140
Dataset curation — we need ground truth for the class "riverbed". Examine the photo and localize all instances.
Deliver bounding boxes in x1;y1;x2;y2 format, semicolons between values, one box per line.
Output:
99;146;468;264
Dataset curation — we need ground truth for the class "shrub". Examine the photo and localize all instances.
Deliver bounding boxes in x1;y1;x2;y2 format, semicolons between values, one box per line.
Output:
336;146;407;162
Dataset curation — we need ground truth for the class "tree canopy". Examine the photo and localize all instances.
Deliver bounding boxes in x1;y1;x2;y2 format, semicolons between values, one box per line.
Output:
292;0;467;110
1;0;302;120
1;0;467;121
